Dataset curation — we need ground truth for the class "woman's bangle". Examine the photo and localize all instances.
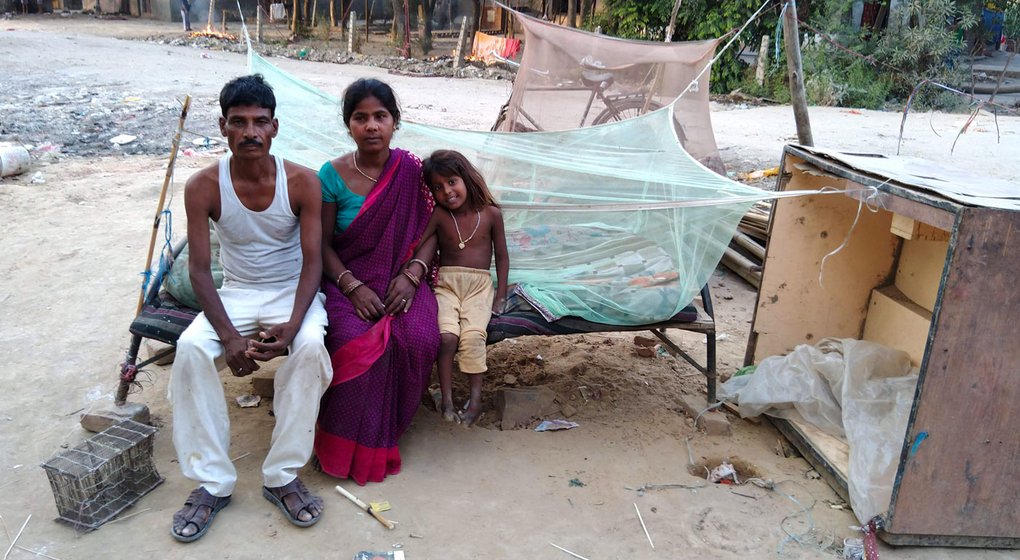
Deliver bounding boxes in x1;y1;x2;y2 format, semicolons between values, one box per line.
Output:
402;269;421;287
335;270;353;288
342;280;364;296
406;258;429;276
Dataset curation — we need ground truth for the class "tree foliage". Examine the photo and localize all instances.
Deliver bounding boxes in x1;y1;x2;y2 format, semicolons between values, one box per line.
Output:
590;0;777;93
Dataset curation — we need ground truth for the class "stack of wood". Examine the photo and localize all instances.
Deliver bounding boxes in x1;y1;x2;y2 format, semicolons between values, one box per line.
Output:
722;202;771;288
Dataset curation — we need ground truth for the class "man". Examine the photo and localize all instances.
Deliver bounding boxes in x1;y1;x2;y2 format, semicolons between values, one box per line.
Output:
169;74;332;543
180;0;192;31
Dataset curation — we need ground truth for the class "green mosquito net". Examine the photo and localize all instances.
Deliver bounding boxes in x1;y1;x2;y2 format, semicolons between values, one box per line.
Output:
252;52;764;326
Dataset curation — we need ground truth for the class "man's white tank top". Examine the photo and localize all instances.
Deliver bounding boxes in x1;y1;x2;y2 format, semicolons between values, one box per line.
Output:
214;154;302;290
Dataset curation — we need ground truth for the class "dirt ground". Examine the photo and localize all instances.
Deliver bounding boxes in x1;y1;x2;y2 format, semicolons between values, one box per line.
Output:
2;14;1020;560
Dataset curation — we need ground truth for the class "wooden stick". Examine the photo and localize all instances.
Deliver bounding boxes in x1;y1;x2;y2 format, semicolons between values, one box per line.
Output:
335;485;395;529
3;514;30;560
549;542;591;560
732;231;766;261
135;95;192;316
634;503;654;549
783;0;813;146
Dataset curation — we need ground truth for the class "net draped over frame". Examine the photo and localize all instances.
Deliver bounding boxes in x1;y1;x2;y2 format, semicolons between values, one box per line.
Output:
492;10;725;174
252;52;762;326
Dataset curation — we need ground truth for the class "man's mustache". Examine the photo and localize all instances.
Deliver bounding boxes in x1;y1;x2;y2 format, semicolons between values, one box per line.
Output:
240;139;263;147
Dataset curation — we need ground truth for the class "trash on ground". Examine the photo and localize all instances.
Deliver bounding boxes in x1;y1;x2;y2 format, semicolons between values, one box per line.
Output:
569;478;586;487
192;136;218;147
369;500;391;512
353;552;404;560
30;171;45;184
110;134;137;145
235;394;261;408
535;419;579;432
707;460;739;484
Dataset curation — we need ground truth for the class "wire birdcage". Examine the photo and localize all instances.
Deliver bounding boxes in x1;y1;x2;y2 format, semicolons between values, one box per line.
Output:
41;419;163;531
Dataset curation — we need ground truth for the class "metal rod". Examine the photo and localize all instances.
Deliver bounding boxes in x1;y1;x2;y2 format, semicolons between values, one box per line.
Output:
549;542;591;560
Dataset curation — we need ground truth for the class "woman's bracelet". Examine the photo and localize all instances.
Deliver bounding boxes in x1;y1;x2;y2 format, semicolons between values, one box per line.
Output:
335;269;353;288
342;280;364;296
406;258;429;276
402;269;421;287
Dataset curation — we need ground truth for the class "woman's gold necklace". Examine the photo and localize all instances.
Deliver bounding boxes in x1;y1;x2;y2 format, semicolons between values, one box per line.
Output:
449;209;481;250
353;151;378;183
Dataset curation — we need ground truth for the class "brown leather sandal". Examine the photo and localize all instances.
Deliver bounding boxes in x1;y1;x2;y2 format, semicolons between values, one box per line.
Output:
170;487;231;543
263;477;323;528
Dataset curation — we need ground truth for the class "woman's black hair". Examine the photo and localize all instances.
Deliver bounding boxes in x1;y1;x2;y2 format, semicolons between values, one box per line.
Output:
422;150;499;210
342;78;401;127
219;74;276;117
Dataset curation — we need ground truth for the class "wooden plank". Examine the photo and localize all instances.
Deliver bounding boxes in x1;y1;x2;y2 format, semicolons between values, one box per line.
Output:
888;208;1020;539
752;162;898;362
772;418;850;501
890;214;952;241
895;238;949;313
862;285;933;366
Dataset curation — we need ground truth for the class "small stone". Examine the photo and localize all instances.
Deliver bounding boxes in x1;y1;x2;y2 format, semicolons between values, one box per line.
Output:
699;411;732;436
80;402;150;433
502;374;518;385
635;346;655;358
561;403;578;418
251;373;275;398
633;335;657;347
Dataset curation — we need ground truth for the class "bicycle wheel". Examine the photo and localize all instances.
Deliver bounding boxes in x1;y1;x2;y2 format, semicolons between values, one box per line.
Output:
592;98;664;125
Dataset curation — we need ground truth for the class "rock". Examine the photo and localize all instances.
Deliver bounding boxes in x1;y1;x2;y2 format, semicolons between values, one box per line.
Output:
251;373;275;398
560;403;578;418
699;411;732;436
495;386;560;430
635;346;655;357
633;335;658;347
143;339;176;366
80;402;150;433
502;374;518;385
676;395;731;436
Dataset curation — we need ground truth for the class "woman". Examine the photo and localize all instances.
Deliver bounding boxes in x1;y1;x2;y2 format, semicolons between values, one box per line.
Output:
315;78;440;485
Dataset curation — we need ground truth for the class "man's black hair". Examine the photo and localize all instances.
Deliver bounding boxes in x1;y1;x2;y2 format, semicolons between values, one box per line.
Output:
219;74;276;117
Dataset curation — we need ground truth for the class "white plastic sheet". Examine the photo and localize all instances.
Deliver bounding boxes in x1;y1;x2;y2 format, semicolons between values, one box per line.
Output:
719;338;919;523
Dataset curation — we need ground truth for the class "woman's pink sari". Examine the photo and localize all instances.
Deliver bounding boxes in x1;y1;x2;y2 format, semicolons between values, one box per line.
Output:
315;148;439;485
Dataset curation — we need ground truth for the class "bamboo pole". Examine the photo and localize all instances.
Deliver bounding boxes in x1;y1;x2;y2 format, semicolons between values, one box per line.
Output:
664;0;682;42
136;95;192;316
783;0;813;146
206;0;214;28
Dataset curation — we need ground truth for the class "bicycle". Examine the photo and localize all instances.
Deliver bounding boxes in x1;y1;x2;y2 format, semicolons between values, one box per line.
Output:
492;58;665;132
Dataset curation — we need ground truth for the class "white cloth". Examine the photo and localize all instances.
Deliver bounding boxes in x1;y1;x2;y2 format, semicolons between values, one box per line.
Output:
170;286;331;496
215;154;303;290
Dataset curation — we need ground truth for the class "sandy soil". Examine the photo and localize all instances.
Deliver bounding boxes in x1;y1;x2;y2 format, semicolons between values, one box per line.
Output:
2;14;1020;560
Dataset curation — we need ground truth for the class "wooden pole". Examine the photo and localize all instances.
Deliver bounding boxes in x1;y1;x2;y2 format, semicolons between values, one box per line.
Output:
136;95;192;316
256;4;264;43
453;13;467;68
664;0;681;42
348;9;355;52
782;0;813;146
206;0;214;28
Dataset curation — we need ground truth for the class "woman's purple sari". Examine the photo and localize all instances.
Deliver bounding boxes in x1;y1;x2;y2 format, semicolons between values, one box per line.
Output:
315;148;439;485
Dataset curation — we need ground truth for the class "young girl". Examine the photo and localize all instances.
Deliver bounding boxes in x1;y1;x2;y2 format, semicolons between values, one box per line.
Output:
403;150;508;425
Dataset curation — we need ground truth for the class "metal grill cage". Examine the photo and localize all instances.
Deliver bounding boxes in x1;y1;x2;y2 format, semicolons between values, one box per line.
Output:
41;419;163;531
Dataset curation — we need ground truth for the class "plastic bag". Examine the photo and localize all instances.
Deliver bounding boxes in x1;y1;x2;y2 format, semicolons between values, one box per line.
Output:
719;338;918;523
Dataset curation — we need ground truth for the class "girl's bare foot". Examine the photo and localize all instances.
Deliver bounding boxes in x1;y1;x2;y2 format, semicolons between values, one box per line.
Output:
460;403;483;426
442;404;460;423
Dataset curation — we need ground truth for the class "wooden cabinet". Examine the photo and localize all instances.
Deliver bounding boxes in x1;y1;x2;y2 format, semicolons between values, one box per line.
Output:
745;145;1020;547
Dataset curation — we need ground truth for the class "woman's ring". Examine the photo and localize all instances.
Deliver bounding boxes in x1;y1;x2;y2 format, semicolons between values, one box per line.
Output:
401;298;407;304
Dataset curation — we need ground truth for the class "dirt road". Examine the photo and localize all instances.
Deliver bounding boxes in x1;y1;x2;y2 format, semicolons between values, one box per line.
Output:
1;15;1019;560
